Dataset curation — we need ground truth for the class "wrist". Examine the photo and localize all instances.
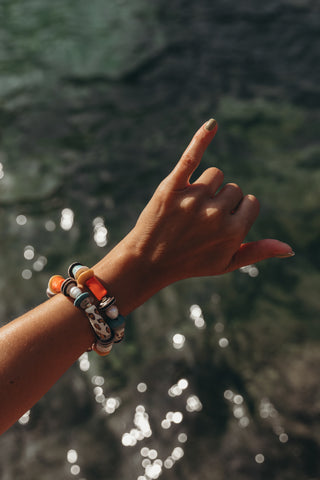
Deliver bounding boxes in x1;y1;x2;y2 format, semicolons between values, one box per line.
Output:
92;229;164;316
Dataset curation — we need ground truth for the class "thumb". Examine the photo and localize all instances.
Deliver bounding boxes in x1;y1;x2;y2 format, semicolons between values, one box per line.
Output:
227;239;295;272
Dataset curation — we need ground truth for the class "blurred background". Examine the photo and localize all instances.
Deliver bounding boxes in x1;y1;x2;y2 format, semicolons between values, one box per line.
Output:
0;0;319;479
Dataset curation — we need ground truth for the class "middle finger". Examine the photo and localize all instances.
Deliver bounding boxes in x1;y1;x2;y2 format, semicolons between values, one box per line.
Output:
212;183;243;212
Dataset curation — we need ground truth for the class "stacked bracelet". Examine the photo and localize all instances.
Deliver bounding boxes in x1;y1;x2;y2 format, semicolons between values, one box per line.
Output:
47;263;125;356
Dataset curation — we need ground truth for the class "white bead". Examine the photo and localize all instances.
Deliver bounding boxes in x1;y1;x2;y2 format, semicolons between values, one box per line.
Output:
96;342;113;354
69;286;82;299
105;305;119;319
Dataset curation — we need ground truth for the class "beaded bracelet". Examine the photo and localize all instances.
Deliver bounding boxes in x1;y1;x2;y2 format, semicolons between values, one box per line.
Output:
68;262;126;344
47;263;125;356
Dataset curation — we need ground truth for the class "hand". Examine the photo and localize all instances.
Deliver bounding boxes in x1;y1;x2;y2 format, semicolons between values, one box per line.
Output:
132;119;294;285
94;119;294;314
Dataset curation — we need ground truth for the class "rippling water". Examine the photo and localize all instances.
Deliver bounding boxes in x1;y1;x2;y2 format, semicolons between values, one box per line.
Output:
0;1;319;479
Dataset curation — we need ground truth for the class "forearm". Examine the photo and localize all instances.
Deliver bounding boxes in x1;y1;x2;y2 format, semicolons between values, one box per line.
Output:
0;294;94;434
0;233;160;435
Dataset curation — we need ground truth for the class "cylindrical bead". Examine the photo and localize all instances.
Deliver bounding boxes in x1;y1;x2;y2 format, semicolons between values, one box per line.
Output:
74;266;90;281
74;292;90;308
46;287;55;298
84;275;107;300
94;341;113;356
76;269;94;287
61;278;77;297
69;286;83;299
68;262;83;279
48;275;65;294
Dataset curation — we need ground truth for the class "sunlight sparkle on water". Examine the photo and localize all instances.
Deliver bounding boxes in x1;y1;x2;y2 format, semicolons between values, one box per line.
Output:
60;208;74;231
279;433;289;443
214;322;224;333
168;378;188;397
172;447;184;460
186;395;202;412
240;264;259;278
145;462;162;479
24;245;35;260
45;220;56;232
219;337;229;348
93;217;108;247
233;394;244;405
70;465;81;475
122;405;152;447
178;433;188;443
164;458;174;469
141;447;149;457
224;389;250;427
178;378;188;389
78;352;90;371
224;389;234;401
189;304;206;329
104;397;121;414
91;375;104;386
137;382;147;393
148;449;158;460
18;410;31;425
67;449;78;463
33;255;47;272
255;453;265;464
22;269;32;280
172;333;185;349
16;214;27;225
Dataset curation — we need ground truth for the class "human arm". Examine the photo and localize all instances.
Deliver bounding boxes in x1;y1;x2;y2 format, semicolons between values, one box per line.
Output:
0;119;293;434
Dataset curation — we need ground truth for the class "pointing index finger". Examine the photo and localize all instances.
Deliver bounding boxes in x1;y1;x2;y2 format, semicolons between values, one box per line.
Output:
169;119;218;190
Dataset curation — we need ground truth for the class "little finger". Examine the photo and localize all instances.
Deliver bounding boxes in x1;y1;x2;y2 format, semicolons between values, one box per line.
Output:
233;194;260;237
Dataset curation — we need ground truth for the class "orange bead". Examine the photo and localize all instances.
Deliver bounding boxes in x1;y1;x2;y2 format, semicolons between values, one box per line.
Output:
48;275;65;294
76;268;94;286
74;266;90;281
85;276;107;301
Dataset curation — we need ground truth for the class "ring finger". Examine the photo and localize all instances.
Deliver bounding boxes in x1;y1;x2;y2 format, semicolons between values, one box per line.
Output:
213;183;243;212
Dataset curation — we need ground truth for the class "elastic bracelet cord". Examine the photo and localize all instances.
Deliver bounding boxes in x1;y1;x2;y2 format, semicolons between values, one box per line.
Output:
47;264;125;356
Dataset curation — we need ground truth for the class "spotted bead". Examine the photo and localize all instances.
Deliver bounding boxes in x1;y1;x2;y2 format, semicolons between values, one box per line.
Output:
85;304;112;340
108;315;125;343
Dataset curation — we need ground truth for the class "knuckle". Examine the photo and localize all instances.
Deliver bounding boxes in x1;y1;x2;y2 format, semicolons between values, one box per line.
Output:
208;166;224;179
246;194;260;211
181;153;195;171
227;182;242;192
179;194;197;212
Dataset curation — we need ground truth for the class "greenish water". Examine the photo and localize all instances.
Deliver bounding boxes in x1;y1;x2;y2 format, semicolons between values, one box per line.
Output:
0;1;319;479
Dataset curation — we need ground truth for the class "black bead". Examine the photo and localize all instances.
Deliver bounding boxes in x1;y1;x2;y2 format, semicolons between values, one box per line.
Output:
61;277;77;296
68;262;83;278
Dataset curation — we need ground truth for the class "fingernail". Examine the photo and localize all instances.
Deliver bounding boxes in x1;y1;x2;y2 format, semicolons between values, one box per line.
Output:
276;251;295;258
205;118;217;131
